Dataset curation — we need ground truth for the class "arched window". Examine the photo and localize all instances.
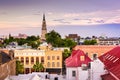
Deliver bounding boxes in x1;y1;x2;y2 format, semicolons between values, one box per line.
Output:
41;57;44;64
47;56;50;60
47;62;50;67
52;56;55;60
57;56;60;60
36;57;39;63
57;62;60;67
26;57;29;64
31;57;34;64
52;62;55;67
21;57;24;64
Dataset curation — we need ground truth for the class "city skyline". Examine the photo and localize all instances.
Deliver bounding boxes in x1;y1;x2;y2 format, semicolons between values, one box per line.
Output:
0;0;120;37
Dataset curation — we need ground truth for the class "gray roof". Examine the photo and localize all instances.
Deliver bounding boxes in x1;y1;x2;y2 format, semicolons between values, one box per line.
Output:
0;51;11;64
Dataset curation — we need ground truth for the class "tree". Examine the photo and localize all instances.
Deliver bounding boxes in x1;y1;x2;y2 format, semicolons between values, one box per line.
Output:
63;49;71;59
16;60;24;75
46;30;77;48
84;40;97;45
33;62;44;72
46;30;61;47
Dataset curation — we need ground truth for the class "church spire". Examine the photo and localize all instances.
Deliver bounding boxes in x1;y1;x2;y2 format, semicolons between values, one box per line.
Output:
41;14;47;41
43;13;45;21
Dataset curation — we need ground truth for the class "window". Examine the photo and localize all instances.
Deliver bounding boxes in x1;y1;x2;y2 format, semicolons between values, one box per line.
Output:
47;62;50;67
72;71;76;77
93;54;97;60
47;56;50;60
41;57;44;64
26;57;29;64
80;56;85;61
52;62;55;67
31;57;34;64
57;62;60;67
57;56;60;60
52;56;55;60
36;57;39;63
21;57;24;63
16;57;19;60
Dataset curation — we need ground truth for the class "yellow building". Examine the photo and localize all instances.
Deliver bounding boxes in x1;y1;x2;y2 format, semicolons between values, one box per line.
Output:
45;50;62;74
14;47;63;74
14;49;45;73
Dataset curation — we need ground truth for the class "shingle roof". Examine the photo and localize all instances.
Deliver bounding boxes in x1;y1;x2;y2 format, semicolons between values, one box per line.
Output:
0;51;11;64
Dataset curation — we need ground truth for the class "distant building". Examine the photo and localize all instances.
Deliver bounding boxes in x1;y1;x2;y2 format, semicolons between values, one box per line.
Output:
98;38;120;45
13;33;27;39
0;50;16;80
66;34;80;44
6;42;31;50
74;45;117;60
41;14;47;41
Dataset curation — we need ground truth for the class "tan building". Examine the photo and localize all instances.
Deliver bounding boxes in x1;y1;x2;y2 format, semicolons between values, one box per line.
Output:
14;49;45;74
14;48;63;74
45;50;62;74
74;45;117;59
0;51;16;80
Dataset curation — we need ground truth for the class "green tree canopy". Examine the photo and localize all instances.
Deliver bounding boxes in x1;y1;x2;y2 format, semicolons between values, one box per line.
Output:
16;60;24;75
46;30;61;47
33;62;44;72
84;39;97;45
46;30;77;48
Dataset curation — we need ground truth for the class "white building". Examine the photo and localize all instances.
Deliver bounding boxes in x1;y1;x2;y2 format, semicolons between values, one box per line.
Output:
65;49;91;80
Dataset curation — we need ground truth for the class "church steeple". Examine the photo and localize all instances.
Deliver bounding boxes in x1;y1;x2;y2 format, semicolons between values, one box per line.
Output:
43;14;45;21
41;14;47;41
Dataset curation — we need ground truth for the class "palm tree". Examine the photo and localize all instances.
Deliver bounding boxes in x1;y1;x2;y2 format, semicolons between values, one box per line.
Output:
33;62;44;72
16;60;24;75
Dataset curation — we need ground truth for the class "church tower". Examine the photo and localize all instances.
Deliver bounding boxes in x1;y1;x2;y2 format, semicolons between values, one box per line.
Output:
41;14;47;41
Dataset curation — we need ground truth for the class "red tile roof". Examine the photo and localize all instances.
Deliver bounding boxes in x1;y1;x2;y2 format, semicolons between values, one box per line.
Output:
65;49;92;67
99;46;120;80
101;73;116;80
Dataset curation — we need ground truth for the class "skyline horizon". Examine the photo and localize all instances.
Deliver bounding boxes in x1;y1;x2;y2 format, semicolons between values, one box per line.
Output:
0;0;120;38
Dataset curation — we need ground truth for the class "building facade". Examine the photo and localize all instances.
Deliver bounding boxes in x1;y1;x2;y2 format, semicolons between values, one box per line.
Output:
98;38;120;45
14;48;63;74
14;49;45;73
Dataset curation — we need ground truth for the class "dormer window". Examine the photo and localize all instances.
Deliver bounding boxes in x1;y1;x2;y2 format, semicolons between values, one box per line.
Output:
80;56;85;61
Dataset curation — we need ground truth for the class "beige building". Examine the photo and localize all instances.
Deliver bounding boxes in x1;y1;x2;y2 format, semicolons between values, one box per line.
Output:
45;50;62;74
14;49;45;73
14;47;63;74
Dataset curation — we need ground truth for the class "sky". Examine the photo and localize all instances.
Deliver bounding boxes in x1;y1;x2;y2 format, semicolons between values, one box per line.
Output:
0;0;120;37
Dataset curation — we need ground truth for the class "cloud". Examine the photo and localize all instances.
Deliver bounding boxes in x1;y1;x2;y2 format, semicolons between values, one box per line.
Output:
53;19;65;21
53;19;70;24
0;12;7;15
64;13;80;18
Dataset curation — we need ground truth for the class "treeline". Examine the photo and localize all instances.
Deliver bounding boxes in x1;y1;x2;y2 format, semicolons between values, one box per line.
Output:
45;30;77;49
4;35;40;48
